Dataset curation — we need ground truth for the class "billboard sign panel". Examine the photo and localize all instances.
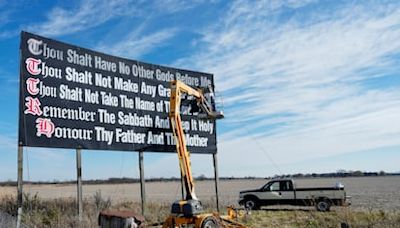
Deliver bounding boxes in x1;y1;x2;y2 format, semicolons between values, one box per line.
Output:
19;31;217;153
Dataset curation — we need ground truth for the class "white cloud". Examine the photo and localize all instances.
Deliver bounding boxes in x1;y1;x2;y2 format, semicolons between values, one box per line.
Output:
25;0;205;37
153;0;203;14
169;1;400;175
0;2;19;39
96;28;178;59
26;0;139;36
25;0;183;59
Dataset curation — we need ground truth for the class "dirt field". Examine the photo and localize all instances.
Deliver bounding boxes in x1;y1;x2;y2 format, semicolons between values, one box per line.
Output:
1;176;399;211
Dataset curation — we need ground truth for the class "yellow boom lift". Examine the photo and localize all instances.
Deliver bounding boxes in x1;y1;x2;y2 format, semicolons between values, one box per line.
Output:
163;80;245;228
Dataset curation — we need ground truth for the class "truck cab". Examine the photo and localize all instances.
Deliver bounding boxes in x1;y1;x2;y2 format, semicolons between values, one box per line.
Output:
258;180;295;204
239;179;295;209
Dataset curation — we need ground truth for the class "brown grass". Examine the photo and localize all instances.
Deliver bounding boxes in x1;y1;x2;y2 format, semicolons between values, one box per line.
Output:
1;177;399;227
242;209;400;228
1;194;400;228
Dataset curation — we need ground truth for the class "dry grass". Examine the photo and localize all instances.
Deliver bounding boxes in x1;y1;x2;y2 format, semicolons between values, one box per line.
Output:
1;177;399;227
1;194;400;228
242;209;400;228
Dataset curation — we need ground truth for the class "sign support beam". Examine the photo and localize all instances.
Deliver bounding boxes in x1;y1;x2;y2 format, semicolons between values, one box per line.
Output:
76;148;83;222
139;151;146;216
213;153;220;212
16;145;23;228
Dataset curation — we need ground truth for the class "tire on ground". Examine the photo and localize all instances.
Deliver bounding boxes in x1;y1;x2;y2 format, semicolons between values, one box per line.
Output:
243;197;260;210
201;216;219;228
316;198;331;212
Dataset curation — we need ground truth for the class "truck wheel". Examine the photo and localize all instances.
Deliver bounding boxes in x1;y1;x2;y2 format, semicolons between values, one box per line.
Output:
201;216;218;228
316;200;331;212
244;198;260;210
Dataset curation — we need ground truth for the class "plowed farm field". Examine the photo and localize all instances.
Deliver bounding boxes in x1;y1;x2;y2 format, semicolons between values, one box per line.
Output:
1;176;399;211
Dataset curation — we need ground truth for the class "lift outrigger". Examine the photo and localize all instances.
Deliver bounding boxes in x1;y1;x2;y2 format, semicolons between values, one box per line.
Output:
162;80;246;228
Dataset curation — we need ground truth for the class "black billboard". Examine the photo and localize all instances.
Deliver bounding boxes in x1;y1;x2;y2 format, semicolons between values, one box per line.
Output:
19;31;217;154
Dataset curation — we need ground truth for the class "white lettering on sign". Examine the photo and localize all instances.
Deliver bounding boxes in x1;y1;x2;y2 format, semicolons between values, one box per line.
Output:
147;131;164;145
42;106;96;122
115;128;146;144
28;38;63;60
117;111;153;127
67;49;92;67
38;81;57;98
100;91;118;107
98;109;116;124
65;67;93;84
94;56;117;72
26;58;63;78
95;73;112;89
119;61;130;75
84;89;99;104
198;120;214;134
94;126;114;145
165;132;176;145
185;134;208;147
40;62;63;79
135;97;155;111
155;116;170;129
201;76;212;87
114;77;139;93
119;95;134;109
54;127;93;140
157;84;170;97
27;38;42;55
155;69;174;82
176;72;199;87
131;64;154;79
59;84;83;102
140;82;156;97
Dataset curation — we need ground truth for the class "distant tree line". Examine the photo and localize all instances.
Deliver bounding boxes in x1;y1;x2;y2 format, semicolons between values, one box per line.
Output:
271;170;397;179
1;171;398;186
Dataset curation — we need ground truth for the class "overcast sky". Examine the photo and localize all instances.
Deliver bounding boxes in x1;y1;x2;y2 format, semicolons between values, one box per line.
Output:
0;0;399;181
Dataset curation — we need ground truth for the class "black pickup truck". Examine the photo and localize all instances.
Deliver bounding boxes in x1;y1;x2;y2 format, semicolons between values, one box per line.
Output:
238;179;351;211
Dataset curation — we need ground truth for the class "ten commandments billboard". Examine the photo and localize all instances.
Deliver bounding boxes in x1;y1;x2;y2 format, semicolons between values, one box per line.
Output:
19;31;218;153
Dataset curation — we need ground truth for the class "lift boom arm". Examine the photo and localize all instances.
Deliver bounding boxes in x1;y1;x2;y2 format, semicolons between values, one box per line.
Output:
164;80;246;228
169;80;222;201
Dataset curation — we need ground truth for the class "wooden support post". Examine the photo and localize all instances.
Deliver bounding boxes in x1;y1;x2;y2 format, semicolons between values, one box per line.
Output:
180;170;185;200
139;151;146;216
76;148;83;222
213;153;220;212
16;145;23;228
